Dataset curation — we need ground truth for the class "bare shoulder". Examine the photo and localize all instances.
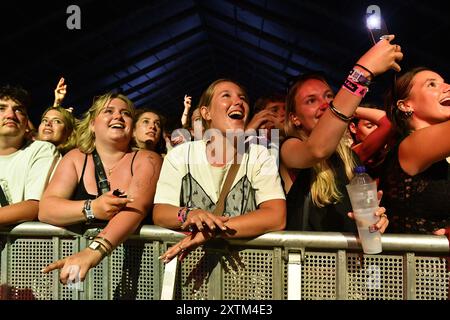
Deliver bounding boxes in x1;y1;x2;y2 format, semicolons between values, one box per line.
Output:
281;137;303;152
58;148;85;167
133;150;163;172
64;148;85;160
135;149;162;163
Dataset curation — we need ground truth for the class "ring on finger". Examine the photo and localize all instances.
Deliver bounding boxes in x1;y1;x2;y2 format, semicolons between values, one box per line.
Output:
381;213;388;219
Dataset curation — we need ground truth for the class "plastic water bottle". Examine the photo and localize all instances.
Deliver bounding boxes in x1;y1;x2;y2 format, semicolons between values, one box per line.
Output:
346;166;382;254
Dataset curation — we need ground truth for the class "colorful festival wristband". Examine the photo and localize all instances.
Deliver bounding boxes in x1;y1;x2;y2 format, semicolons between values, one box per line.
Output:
342;77;368;98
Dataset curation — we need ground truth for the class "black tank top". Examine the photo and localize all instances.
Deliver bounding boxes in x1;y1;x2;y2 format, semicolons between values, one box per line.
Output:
380;142;450;234
72;151;139;200
285;152;358;232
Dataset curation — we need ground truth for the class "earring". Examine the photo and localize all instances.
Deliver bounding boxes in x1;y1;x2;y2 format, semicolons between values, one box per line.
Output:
403;110;413;118
397;102;413;118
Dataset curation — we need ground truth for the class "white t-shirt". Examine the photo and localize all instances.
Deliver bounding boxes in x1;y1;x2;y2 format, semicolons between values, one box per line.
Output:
0;140;60;205
154;140;284;215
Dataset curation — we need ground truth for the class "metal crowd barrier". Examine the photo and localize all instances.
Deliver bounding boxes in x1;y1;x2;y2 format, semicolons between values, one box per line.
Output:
0;222;448;300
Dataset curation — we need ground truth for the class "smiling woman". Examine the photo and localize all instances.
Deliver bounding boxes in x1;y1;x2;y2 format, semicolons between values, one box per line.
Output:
380;67;450;234
153;79;286;263
280;36;401;233
37;106;77;155
38;92;162;284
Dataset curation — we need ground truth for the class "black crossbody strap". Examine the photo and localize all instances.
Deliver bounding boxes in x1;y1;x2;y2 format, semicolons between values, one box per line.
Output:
92;149;110;195
0;185;9;207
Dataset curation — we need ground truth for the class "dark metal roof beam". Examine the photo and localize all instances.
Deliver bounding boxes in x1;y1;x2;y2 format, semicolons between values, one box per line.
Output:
12;4;200;79
211;41;291;81
213;54;285;91
206;25;332;80
128;59;214;104
80;26;204;82
135;75;214;112
285;0;361;31
71;39;209;107
222;0;353;57
200;4;336;73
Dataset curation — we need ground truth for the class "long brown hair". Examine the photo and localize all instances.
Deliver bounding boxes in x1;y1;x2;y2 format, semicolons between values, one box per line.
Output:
133;108;167;155
385;67;430;138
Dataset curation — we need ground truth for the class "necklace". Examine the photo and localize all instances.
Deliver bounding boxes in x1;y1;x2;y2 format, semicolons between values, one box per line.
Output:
105;156;126;176
106;163;119;176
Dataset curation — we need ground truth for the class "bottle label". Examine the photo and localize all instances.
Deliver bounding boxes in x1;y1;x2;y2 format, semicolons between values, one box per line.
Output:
366;190;377;204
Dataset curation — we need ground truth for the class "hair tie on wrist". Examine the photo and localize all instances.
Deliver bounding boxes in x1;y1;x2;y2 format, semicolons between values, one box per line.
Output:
354;63;375;80
328;101;354;122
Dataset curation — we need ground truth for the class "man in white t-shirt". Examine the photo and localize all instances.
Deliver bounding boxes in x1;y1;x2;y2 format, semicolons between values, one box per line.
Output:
0;85;60;226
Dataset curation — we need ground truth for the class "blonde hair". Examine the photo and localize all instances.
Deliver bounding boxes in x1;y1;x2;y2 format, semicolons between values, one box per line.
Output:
40;106;78;154
285;73;357;207
198;79;249;130
77;93;135;154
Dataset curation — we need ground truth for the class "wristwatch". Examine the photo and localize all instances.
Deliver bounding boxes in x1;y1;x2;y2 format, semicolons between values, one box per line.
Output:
82;199;95;223
88;240;108;258
349;68;371;86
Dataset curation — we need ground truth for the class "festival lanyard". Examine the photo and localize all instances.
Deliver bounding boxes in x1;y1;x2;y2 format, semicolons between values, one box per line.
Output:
92;149;111;195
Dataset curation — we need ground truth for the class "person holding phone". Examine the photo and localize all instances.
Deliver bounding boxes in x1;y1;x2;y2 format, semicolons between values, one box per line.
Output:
39;92;162;284
280;35;402;232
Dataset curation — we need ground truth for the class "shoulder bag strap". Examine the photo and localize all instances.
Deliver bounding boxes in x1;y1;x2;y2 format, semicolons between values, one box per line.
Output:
92;149;110;195
212;163;240;216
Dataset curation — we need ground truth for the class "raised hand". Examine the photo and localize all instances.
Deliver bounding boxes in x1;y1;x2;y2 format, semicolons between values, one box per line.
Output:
356;34;403;76
53;77;67;107
184;95;192;110
246;110;279;131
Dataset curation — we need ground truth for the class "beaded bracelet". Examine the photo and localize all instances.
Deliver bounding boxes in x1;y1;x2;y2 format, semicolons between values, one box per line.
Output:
177;207;188;223
177;206;197;224
328;101;354;122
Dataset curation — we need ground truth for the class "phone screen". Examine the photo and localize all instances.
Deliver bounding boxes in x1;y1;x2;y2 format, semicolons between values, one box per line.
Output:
367;14;389;44
366;10;398;102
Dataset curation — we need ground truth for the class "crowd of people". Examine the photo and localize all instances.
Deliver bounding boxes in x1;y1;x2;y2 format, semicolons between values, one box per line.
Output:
1;34;449;284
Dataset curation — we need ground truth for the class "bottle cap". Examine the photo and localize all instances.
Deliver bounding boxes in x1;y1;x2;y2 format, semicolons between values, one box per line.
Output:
354;165;366;174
